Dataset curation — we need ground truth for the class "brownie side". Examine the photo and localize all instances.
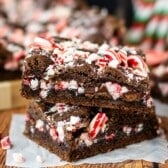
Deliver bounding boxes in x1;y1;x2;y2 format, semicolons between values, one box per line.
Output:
28;101;91;123
24;101;159;162
24;128;158;162
24;114;159;162
22;85;153;109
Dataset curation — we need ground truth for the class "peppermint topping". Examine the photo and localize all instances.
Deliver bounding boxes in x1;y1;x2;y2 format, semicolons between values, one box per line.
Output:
30;37;149;79
79;133;93;146
78;87;85;94
32;37;53;51
70;116;80;125
40;90;48;98
57;121;65;142
49;126;58;140
68;80;78;90
30;78;39;90
13;153;25;163
135;123;143;133
105;133;115;141
55;81;69;90
127;55;149;77
123;126;132;136
1;136;12;150
89;112;108;139
105;82;128;100
45;65;55;77
35;119;44;132
146;96;153;107
47;103;73;114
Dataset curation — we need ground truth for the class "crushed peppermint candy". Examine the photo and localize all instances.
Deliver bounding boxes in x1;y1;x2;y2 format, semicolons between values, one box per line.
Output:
89;112;108;139
45;103;73;115
123;126;132;136
25;113;31;122
57;121;65;142
40;90;48;99
13;153;25;163
69;116;80;125
105;133;115;141
32;37;53;51
29;37;149;79
135;123;144;133
30;78;39;90
104;82;128;100
35;119;45;132
50;126;58;140
79;133;93;146
1;136;12;150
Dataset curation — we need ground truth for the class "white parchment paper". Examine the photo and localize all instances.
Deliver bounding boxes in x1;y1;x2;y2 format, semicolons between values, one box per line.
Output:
6;114;168;167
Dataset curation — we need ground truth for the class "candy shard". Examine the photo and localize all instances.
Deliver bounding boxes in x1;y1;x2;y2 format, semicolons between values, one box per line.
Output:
1;136;12;150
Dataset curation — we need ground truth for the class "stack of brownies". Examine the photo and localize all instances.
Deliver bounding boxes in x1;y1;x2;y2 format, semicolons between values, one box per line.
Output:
22;36;160;162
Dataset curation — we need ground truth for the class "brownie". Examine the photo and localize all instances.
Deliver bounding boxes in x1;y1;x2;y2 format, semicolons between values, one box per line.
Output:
150;60;168;103
21;37;151;108
0;39;26;81
24;101;160;162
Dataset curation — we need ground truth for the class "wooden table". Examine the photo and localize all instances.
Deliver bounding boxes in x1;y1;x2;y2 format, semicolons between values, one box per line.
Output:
0;106;168;168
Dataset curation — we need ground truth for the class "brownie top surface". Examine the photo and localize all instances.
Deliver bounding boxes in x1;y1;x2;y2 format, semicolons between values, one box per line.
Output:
26;36;150;83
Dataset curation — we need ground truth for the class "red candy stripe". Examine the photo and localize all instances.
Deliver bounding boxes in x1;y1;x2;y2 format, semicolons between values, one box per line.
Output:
89;113;108;139
1;136;12;150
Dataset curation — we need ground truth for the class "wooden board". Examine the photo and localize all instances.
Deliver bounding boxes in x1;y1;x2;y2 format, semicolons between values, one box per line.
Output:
0;80;28;110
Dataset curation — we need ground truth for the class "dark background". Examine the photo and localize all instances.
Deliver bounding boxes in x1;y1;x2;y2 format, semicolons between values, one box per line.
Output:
86;0;134;28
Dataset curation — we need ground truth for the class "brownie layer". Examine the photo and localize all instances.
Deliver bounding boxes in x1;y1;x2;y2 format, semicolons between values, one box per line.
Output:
24;101;159;161
23;37;149;91
22;78;152;107
22;37;151;107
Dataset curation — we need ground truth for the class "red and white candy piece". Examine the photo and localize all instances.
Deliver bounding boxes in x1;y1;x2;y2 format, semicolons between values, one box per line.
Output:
54;103;66;112
96;49;121;68
96;58;108;68
105;49;121;68
25;113;31;122
55;81;69;90
105;82;124;100
123;126;132;136
33;37;53;51
13;153;25;163
89;112;108;139
127;55;149;75
105;133;115;141
49;126;58;140
1;136;12;150
13;51;25;62
117;50;127;66
55;18;67;33
127;55;143;70
35;119;45;132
